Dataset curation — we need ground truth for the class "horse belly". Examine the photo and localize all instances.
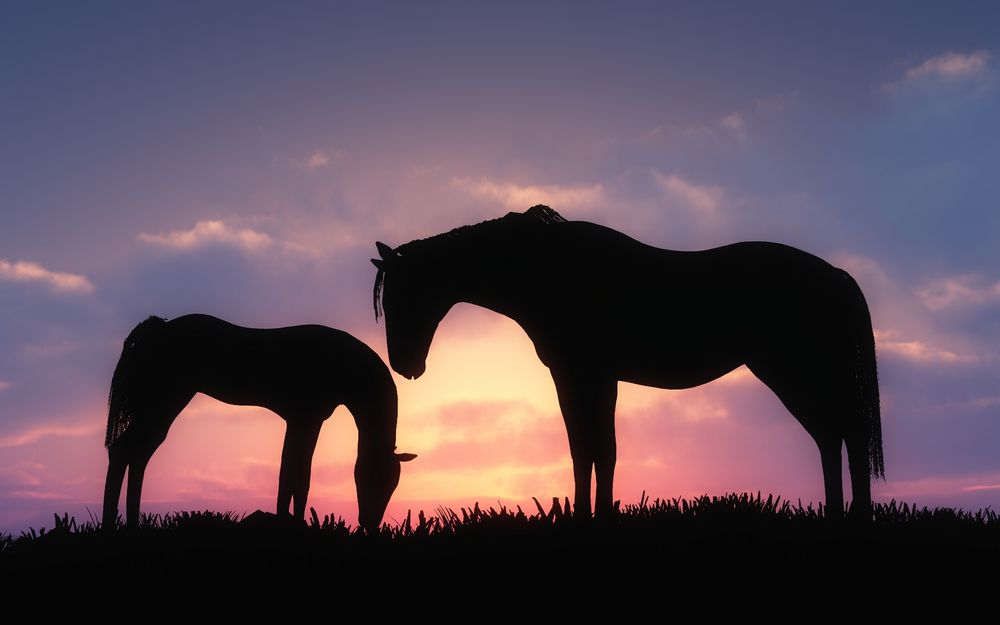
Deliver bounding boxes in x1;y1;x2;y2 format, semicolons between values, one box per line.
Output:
613;335;746;390
619;356;744;390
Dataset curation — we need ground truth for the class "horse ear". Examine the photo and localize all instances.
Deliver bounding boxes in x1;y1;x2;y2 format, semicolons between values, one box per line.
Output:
371;258;384;270
376;241;398;261
395;452;417;462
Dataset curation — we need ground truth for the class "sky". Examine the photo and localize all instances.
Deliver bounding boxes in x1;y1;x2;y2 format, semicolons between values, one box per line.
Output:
2;2;999;531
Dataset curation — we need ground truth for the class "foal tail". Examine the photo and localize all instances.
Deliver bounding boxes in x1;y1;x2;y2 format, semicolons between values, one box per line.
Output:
105;316;167;448
843;271;884;480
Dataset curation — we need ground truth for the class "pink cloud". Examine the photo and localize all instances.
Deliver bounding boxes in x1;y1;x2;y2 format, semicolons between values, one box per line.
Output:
138;220;273;253
452;177;604;211
651;171;724;214
0;259;94;294
905;50;990;80
917;275;1000;310
874;329;978;364
0;422;103;449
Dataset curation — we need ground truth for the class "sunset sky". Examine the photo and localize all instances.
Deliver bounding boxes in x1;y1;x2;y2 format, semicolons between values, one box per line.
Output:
2;3;1000;531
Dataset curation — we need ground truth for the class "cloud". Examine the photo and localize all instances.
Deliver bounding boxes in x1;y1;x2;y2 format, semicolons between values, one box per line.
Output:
0;380;9;392
755;91;798;112
917;275;1000;310
720;112;745;132
963;483;1000;492
884;50;992;91
905;51;990;81
0;259;95;294
874;329;978;364
304;150;331;170
452;177;604;211
138;220;273;253
651;171;724;214
0;422;103;449
281;148;340;171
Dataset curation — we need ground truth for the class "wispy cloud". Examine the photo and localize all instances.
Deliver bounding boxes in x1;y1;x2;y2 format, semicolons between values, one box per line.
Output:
874;329;978;364
755;91;798;112
452;177;604;211
962;483;1000;492
0;423;102;449
138;220;273;253
651;171;724;214
917;275;1000;311
304;150;331;170
720;112;745;132
0;259;94;295
885;50;992;90
280;148;340;171
0;380;9;392
905;51;990;80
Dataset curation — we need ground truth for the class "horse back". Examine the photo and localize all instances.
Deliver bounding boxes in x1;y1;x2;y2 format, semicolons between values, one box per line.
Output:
158;314;392;415
529;224;862;376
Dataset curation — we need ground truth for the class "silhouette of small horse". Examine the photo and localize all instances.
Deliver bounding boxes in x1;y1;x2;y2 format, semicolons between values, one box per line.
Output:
102;314;415;531
372;205;883;519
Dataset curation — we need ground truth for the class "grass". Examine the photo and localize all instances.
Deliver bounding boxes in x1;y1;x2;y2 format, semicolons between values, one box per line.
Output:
3;492;999;588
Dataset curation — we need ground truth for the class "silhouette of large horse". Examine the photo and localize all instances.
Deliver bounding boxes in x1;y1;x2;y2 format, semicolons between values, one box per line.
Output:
372;205;882;519
102;314;415;531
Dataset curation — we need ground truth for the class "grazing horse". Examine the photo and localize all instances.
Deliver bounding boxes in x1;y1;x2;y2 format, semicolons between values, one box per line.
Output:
102;314;415;531
372;205;883;519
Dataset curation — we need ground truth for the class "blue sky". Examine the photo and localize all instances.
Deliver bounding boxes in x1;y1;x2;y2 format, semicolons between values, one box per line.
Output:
2;2;999;530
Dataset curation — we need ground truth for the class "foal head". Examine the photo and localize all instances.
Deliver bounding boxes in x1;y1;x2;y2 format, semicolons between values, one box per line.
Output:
355;448;416;531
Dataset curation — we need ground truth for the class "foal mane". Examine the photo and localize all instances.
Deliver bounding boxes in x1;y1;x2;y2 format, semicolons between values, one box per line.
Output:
373;205;566;319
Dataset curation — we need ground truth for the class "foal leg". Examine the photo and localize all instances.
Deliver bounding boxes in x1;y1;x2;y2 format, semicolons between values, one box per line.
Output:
278;417;324;519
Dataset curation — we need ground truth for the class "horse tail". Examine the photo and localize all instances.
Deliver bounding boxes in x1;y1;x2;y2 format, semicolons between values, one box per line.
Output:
843;271;884;480
105;316;167;448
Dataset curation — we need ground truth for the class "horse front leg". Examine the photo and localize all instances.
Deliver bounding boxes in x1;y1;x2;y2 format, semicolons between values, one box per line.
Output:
552;368;618;519
593;381;619;519
291;419;324;520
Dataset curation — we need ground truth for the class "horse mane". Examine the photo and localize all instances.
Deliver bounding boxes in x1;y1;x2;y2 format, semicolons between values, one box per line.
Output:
373;205;566;319
105;316;168;448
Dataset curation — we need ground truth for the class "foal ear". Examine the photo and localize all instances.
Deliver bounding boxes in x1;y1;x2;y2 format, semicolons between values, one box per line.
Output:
371;258;384;270
395;452;418;462
376;241;399;260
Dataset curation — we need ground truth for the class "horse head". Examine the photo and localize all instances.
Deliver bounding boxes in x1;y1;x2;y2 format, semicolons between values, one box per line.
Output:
372;241;450;379
355;448;417;531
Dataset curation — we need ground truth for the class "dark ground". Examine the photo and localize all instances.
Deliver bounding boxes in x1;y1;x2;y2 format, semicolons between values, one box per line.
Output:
3;493;998;604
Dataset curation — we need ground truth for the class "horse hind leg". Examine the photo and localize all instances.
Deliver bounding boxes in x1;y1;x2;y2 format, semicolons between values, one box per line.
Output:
747;360;845;519
818;434;845;520
102;443;129;531
123;394;194;528
845;428;873;521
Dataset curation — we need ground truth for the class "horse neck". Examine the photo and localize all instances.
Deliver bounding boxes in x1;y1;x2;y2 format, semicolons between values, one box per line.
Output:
433;241;538;322
347;386;398;459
